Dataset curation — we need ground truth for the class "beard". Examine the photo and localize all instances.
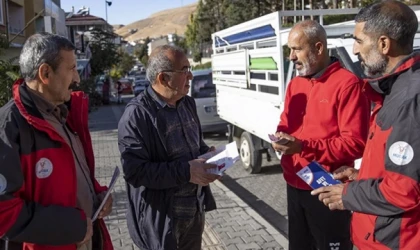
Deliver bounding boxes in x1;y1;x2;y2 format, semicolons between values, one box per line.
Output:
295;51;318;76
359;46;388;77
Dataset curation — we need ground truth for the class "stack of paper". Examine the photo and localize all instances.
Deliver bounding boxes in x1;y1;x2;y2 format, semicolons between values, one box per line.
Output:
199;142;240;175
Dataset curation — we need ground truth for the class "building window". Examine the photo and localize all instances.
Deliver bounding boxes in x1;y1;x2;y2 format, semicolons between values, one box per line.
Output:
0;1;4;25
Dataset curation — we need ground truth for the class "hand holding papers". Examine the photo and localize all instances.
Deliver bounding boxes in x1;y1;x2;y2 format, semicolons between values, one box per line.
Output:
198;142;240;176
296;161;341;189
92;166;120;222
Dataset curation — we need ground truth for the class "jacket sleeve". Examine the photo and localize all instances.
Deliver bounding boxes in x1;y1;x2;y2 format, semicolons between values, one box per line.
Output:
118;104;191;189
0;112;86;245
299;81;370;166
276;80;293;133
343;95;420;216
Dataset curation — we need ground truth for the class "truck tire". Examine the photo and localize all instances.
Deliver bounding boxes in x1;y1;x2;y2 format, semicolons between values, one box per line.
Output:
240;132;262;174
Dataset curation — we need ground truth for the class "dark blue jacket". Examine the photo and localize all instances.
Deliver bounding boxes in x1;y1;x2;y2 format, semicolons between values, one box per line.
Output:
118;86;216;250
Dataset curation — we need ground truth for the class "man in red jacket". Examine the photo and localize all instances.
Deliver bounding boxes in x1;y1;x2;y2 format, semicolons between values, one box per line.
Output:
312;1;420;249
0;33;113;250
271;20;370;249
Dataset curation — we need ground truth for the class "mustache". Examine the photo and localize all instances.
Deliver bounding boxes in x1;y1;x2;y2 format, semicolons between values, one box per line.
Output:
68;82;78;90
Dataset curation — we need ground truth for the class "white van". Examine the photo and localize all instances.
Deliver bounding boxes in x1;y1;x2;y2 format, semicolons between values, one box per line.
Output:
189;69;227;134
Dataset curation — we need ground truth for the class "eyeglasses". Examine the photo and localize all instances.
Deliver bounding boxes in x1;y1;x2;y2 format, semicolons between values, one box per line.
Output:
161;66;192;75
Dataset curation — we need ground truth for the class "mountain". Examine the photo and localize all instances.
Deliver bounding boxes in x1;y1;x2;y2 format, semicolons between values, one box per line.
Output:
114;3;197;42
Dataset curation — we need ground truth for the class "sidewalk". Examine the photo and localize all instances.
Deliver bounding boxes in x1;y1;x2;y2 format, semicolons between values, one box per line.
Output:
90;103;288;250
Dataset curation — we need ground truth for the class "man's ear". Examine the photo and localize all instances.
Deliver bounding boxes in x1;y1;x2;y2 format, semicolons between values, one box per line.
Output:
314;42;323;55
38;63;50;84
378;35;391;55
157;72;170;86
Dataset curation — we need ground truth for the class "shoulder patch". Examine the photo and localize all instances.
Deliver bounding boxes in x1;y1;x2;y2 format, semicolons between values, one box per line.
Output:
0;174;7;195
36;158;54;179
388;141;414;166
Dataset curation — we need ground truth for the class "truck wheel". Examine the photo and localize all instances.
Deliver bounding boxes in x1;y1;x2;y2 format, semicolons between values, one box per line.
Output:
240;132;262;174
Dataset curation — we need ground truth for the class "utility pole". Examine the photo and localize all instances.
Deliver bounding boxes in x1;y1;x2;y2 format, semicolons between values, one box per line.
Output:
105;1;112;22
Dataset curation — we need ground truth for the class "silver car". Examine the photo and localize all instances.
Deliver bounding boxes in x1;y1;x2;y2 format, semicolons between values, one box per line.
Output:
189;69;227;134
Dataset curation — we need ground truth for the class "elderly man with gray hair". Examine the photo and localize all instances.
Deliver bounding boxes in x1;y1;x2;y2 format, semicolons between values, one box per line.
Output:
118;45;220;250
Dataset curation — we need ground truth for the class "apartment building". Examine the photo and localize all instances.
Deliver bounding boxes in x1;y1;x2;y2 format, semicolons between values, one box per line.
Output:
0;0;67;64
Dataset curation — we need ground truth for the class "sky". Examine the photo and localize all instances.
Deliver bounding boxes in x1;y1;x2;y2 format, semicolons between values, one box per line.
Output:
61;0;198;25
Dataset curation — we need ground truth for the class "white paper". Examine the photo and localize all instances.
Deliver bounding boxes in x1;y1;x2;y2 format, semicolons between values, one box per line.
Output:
92;166;120;222
199;142;239;175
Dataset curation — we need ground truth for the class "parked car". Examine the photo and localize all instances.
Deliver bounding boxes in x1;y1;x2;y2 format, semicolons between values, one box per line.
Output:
189;69;227;134
134;79;150;96
117;78;134;95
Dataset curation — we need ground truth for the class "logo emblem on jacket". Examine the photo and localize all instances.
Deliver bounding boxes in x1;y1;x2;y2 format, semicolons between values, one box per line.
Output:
0;174;7;195
36;158;54;179
388;141;414;166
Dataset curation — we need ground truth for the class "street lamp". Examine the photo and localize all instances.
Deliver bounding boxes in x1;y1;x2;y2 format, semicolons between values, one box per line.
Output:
105;1;112;22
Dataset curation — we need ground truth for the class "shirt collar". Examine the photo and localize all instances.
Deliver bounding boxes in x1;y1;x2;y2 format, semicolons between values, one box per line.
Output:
147;85;184;109
27;86;68;123
310;57;339;79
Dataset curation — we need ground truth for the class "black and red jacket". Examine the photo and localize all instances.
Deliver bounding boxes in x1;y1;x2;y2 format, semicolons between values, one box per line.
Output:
0;79;112;250
277;61;371;189
343;53;420;249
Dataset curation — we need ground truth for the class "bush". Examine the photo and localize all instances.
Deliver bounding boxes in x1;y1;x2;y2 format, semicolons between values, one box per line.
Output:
192;62;212;70
73;76;102;111
0;60;19;108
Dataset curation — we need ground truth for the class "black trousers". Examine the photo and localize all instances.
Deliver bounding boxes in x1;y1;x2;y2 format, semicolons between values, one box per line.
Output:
287;185;352;250
173;212;205;250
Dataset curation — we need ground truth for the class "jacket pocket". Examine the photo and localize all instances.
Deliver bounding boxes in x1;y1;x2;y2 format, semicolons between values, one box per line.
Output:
374;215;402;250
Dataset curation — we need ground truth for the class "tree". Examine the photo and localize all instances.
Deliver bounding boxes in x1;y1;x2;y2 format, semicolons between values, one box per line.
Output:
110;49;136;79
172;34;188;53
0;33;19;107
89;28;120;76
134;37;151;66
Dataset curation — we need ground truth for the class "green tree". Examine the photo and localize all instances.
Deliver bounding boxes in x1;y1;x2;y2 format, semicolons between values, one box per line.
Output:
111;48;136;79
0;33;19;107
172;34;188;53
134;37;151;66
89;28;120;76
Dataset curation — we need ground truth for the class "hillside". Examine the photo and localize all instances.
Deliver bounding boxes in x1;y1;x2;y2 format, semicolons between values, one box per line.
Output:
114;3;197;42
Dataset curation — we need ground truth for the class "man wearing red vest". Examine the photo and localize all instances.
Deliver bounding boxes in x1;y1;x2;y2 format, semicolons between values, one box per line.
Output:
0;33;113;250
312;1;420;249
271;20;371;249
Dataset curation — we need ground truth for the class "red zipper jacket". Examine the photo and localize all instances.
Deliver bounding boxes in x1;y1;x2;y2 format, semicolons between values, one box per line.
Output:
277;61;370;190
0;79;112;250
342;53;420;249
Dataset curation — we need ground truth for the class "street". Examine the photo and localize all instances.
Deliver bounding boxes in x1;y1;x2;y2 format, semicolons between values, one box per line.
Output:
89;96;288;250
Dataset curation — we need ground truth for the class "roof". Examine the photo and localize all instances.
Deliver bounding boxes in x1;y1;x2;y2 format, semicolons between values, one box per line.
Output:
66;14;109;26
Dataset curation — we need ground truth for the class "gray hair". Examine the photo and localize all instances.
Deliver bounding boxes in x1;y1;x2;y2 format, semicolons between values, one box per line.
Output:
355;0;418;52
146;44;186;84
19;32;75;81
295;20;327;47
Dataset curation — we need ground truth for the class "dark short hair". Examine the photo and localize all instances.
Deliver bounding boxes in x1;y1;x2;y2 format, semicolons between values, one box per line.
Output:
19;32;76;81
355;0;418;51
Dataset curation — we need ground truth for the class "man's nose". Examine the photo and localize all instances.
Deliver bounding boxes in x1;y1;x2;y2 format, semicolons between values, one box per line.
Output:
353;43;360;56
289;50;297;61
74;70;81;85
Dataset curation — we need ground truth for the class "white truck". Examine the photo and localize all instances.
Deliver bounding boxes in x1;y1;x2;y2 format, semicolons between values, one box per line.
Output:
211;8;420;174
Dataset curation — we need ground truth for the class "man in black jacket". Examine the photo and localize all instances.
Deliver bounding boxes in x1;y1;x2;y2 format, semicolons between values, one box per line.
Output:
118;45;220;250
